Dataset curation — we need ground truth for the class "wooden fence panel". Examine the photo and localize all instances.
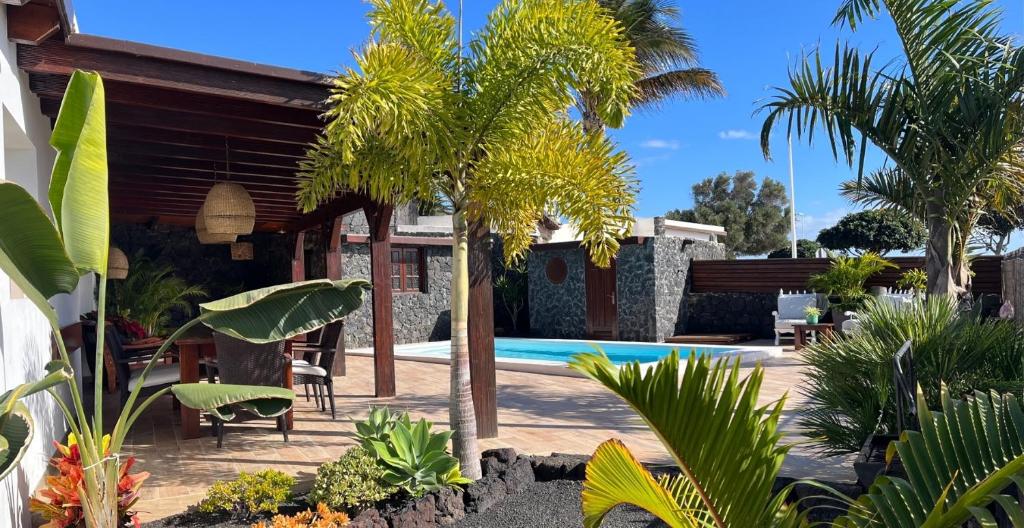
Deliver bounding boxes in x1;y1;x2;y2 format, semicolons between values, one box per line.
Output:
690;256;1002;295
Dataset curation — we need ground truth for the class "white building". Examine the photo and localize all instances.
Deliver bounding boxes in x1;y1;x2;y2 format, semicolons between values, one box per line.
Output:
0;2;97;526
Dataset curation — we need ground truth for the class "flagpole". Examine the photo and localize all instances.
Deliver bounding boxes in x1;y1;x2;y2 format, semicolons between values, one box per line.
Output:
788;134;798;258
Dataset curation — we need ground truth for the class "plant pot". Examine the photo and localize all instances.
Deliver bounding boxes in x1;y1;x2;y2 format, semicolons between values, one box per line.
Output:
805;315;819;325
831;308;852;332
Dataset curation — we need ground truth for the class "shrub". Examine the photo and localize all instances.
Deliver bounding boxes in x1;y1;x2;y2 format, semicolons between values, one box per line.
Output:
368;418;471;496
896;268;927;292
307;447;398;513
800;296;1024;455
198;470;295;520
353;406;409;451
807;252;895;311
251;503;349;528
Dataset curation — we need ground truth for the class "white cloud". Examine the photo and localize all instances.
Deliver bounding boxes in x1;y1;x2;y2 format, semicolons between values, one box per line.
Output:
718;129;756;140
795;207;852;240
639;139;681;150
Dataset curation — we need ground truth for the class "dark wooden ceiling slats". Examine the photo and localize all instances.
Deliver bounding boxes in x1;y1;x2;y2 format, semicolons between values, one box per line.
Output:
15;33;366;232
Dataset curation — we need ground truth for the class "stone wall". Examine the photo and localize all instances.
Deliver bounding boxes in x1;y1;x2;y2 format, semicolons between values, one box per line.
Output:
527;247;587;339
340;243;453;348
615;242;657;341
653;238;730;339
685;292;777;338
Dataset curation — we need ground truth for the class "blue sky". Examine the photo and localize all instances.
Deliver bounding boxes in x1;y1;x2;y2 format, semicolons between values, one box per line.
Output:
74;0;1024;242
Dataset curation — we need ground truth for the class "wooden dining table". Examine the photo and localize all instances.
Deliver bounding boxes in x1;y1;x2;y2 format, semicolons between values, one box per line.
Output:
174;327;295;440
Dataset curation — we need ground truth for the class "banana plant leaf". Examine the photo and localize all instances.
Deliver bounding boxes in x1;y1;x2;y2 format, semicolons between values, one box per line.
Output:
48;70;109;274
0;183;80;325
171;384;294;422
836;387;1024;527
0;361;73;414
199;278;370;343
569;350;791;527
0;402;34;480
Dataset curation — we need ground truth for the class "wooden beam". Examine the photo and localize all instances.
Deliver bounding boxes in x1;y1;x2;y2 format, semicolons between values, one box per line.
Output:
364;203;396;398
341;234;454;246
111;213;289;233
39;98;316;145
108;139;304;169
288;193;367;232
109;152;300;179
18;37;330;109
291;231;306;282
326;217;346;376
110;166;300;188
106;126;308;158
6;3;60;45
468;219;498;438
29;73;323;128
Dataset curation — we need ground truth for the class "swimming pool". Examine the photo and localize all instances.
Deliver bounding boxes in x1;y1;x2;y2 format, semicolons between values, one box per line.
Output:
350;337;779;376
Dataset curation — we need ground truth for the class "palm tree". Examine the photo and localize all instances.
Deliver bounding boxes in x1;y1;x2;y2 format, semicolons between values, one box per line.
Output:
578;0;724;132
759;0;1024;296
298;0;640;479
108;252;208;336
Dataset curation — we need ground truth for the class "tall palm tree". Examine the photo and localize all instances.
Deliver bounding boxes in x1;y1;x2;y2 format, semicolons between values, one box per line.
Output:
298;0;639;479
578;0;724;132
759;0;1024;296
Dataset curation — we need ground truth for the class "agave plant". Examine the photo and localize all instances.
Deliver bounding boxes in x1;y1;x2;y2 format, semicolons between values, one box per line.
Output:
366;417;471;496
0;71;371;527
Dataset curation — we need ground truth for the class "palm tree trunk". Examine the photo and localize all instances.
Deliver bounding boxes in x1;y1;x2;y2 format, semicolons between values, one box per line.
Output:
580;91;604;135
925;206;961;297
450;207;481;480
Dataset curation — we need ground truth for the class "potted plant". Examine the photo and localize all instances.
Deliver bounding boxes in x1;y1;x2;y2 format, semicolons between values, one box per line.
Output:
808;252;896;330
803;306;822;325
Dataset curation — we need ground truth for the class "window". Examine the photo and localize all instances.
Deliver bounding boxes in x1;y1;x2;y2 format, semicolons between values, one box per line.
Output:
391;247;425;293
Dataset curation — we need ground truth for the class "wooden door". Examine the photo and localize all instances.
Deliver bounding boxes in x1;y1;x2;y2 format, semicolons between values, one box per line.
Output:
585;256;618;340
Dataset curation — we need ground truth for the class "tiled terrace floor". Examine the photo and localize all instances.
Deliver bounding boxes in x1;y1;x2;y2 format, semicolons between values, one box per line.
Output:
119;350;856;522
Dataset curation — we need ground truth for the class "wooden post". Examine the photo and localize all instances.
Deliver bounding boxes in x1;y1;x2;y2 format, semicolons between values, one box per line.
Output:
326;217;346;376
291;231;306;282
468;219;498;438
364;203;396;397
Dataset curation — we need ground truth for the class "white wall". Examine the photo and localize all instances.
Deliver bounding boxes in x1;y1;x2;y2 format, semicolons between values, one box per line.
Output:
0;6;95;526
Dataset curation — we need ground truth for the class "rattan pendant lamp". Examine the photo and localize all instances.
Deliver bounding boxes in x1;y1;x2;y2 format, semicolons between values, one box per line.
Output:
202;139;255;236
195;204;236;244
107;247;129;279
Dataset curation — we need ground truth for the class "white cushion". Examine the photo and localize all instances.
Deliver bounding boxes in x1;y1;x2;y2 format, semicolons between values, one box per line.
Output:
292;359;310;366
777;295;817;319
293;364;328;377
774;319;806;331
128;364;180;390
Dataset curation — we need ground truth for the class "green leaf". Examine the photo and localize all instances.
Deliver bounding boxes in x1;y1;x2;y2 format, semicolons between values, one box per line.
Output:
569;350;790;526
581;439;699;528
199;279;370;343
0;184;78;324
0;360;73;415
170;383;294;422
48;70;109;274
0;402;34;480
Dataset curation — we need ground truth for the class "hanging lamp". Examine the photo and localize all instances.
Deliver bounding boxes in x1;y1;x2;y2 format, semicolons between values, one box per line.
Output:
196;204;237;244
107;247;129;279
202;139;255;235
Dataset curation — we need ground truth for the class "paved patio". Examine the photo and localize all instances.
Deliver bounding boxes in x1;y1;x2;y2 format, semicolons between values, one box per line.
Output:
117;350;855;521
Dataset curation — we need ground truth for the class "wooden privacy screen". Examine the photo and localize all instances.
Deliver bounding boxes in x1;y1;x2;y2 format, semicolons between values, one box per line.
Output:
690;256;1003;295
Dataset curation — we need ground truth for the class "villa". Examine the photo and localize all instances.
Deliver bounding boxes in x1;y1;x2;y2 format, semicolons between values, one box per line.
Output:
3;0;1024;527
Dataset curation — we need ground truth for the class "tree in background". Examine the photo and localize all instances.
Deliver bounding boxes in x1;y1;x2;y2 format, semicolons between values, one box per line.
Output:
767;239;821;258
666;171;788;255
577;0;723;132
972;208;1024;255
816;209;926;256
298;0;639;479
760;0;1024;295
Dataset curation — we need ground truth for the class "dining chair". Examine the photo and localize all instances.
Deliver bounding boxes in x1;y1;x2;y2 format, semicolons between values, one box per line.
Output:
104;324;179;411
210;332;291;447
292;321;343;420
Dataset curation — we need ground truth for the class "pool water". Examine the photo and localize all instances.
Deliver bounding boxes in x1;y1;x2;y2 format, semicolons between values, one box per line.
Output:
399;337;747;366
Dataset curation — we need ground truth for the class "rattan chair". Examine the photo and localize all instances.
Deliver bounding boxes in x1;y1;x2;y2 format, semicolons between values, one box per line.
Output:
104;324;178;410
292;321;343;419
210;332;290;447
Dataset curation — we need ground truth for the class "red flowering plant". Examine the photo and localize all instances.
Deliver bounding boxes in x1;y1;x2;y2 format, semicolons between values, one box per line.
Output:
30;434;149;528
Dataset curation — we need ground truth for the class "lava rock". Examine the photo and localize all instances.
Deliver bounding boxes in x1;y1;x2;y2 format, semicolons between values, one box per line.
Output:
499;457;535;494
481;448;518;465
433;487;466;525
463;476;508;514
530;454;589;482
349;508;388;528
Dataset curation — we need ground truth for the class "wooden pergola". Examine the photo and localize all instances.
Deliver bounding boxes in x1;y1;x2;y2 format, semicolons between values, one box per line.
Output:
6;0;498;437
